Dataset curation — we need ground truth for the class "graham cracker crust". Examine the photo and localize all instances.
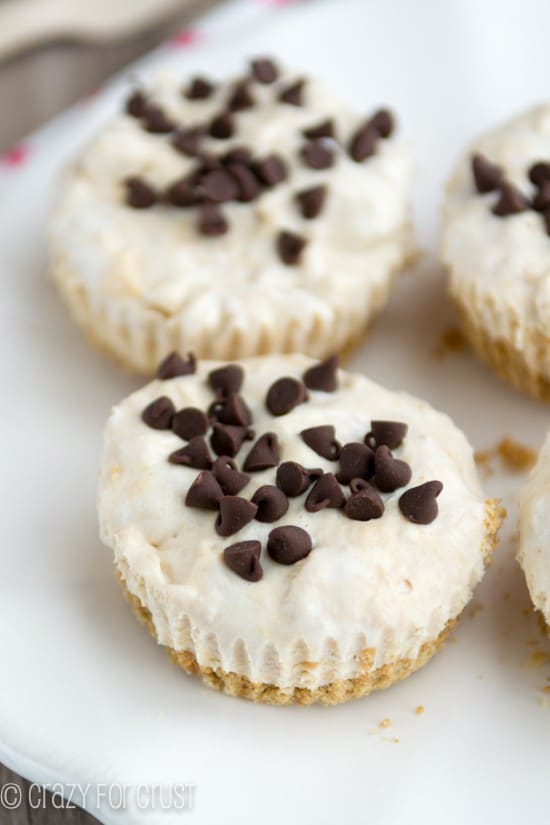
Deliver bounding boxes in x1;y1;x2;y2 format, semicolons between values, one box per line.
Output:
117;499;504;706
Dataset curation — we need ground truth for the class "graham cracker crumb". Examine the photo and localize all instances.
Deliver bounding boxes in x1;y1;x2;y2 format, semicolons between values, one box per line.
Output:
379;718;392;729
475;437;537;476
414;705;425;715
540;686;550;695
469;601;484;619
391;737;400;744
525;652;550;669
434;326;468;357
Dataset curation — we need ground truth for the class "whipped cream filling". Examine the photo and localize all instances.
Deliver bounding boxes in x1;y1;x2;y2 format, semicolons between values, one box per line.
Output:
442;105;550;342
519;430;550;622
99;355;488;685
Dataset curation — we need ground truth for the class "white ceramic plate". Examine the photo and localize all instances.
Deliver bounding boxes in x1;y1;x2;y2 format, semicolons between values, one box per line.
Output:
1;1;549;822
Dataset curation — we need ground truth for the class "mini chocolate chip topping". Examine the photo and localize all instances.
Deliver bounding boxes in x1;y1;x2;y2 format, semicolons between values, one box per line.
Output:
267;525;312;565
142;103;175;134
209;112;234;140
185;470;223;510
126;90;147;118
295;185;327;220
201;168;240;203
222;147;252;166
276;461;322;497
301;141;334;170
227;163;261;202
210;423;249;457
492;182;529;216
125;177;156;209
276;230;307;265
215;495;258;537
208;364;244;397
198;203;228;236
142;396;175;430
227;80;255;112
301;425;340;460
305;473;346;512
212;456;250;495
223;540;263;581
344;484;384;521
399;480;443;524
303;355;339;392
370;420;408;450
166;177;199;208
336;443;375;485
278;79;305;106
369;109;394;138
349;121;378;163
156;351;196;379
215;394;252;427
532;180;550;212
251;485;289;522
172;407;208;441
250;58;278;84
374;445;412;493
172;127;204;157
169;436;212;469
185;76;215;100
266;376;308;416
303;119;334;140
253;155;287;186
529;161;550;186
472;153;502;193
243;432;280;472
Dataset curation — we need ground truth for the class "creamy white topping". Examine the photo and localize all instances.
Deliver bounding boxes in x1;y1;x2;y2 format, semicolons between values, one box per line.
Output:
519;430;550;622
98;354;488;687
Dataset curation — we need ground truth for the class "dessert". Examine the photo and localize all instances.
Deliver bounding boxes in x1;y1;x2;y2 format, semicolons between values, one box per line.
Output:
519;430;550;626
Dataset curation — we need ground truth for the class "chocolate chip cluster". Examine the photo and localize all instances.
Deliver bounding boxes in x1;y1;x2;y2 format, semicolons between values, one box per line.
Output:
141;353;443;582
472;154;550;234
122;56;394;265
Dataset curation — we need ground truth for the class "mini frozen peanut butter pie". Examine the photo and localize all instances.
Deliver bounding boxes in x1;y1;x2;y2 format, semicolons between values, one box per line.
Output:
98;353;503;705
50;56;413;374
519;430;550;627
441;106;550;400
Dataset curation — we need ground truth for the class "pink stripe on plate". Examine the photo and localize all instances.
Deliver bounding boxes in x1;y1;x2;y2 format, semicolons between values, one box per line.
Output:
1;144;30;168
166;28;201;48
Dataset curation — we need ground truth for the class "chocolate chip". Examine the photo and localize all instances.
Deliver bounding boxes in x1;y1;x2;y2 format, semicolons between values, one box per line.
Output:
251;485;289;522
185;470;223;509
492;182;529;216
349;121;378;162
276;461;322;497
142;103;174;134
295;185;327;220
166;177;199;208
243;432;279;471
267;525;312;565
126;90;146;118
172;127;203;157
209;112;234;139
374;445;412;493
336;443;374;484
172;407;208;441
305;472;345;512
344;484;384;521
197;153;221;173
215;495;258;537
125;177;156;209
184;77;214;100
251;58;278;84
301;425;340;460
278;79;305;106
301;141;334;170
276;230;307;265
227;81;255;112
369;109;394;138
223;540;263;581
472;153;502;193
141;396;175;429
303;119;334;140
399;480;443;524
215;394;251;427
208;364;244;397
349;477;373;494
210;423;249;457
198;203;228;236
253;155;287;186
370;420;408;450
169;436;212;469
222;147;252;165
201;168;240;203
212;456;250;495
266;377;308;416
156;351;196;379
303;354;338;391
532;180;550;212
226;163;261;202
529;161;550;186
